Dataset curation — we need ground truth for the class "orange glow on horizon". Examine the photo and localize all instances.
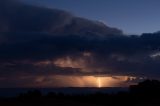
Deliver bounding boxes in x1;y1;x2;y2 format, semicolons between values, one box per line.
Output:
32;75;136;88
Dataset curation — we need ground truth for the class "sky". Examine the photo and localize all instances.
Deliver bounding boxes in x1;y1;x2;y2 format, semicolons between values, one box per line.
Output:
21;0;160;34
1;0;160;88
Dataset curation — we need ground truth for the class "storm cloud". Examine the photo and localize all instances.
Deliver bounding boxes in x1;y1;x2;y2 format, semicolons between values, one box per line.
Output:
0;0;160;87
0;0;122;35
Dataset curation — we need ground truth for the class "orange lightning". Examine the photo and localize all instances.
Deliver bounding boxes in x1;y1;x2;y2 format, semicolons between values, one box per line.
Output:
97;77;101;88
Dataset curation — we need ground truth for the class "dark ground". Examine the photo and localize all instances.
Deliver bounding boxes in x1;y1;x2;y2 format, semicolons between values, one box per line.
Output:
0;80;160;106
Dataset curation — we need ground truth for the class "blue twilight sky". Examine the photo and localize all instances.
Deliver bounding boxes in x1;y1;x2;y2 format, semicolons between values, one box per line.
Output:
21;0;160;35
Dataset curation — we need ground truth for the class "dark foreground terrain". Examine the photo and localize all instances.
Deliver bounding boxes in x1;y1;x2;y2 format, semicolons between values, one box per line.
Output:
1;80;160;106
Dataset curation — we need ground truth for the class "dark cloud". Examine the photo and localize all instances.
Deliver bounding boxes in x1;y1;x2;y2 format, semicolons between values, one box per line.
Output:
1;32;160;78
0;0;122;35
0;0;160;87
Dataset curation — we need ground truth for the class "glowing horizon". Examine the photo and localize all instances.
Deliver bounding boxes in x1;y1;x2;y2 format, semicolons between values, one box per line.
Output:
20;75;137;88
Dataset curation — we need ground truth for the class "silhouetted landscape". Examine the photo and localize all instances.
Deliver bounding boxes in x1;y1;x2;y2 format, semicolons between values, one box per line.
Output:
0;80;160;106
